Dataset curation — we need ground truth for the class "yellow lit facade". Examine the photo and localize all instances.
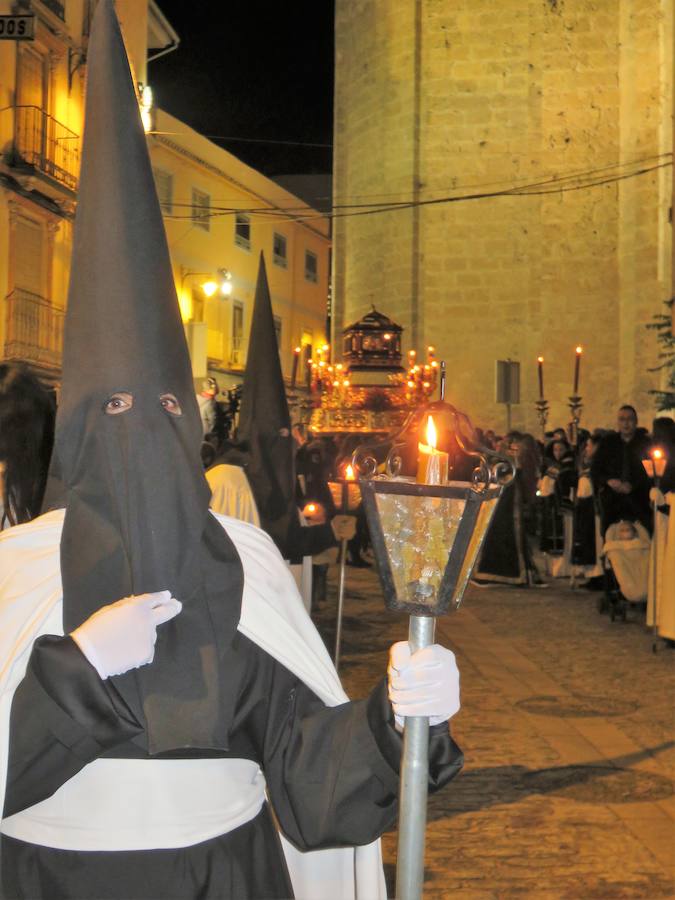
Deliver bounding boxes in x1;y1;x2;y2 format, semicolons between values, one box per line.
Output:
149;108;330;391
0;0;329;392
0;0;86;383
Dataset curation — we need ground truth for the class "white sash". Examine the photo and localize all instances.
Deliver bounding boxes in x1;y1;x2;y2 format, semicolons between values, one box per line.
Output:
1;757;265;852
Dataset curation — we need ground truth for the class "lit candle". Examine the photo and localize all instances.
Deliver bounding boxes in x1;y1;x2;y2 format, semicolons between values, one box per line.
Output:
573;346;582;394
291;346;301;389
417;415;449;485
537;356;544;400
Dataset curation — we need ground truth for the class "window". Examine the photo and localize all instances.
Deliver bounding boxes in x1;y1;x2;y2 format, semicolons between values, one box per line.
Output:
153;168;173;214
192;188;210;231
231;300;244;366
273;315;282;348
304;249;318;283
273;232;287;268
235;213;251;250
14;215;45;296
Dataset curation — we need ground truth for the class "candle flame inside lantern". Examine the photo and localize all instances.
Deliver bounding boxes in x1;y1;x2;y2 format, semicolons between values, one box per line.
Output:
307;504;316;514
653;448;663;460
345;464;355;481
426;415;438;450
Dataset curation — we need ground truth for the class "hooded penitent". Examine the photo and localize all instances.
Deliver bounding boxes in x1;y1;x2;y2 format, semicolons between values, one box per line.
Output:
237;255;296;558
44;0;242;754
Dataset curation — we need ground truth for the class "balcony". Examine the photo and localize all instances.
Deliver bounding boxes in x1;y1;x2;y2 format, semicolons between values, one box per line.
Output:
4;288;65;371
17;0;65;22
9;106;79;193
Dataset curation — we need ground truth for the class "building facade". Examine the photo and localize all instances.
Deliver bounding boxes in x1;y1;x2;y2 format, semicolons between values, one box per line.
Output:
333;0;674;433
0;0;329;392
150;108;330;392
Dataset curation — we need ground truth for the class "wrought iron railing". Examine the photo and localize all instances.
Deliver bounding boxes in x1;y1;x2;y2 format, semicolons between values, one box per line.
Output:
12;106;79;191
17;0;65;21
4;289;65;369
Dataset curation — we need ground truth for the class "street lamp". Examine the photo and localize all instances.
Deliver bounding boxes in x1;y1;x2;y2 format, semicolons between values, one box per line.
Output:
179;267;233;320
352;396;514;900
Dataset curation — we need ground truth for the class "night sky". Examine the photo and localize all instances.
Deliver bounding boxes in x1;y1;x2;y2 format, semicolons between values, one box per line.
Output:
149;1;335;178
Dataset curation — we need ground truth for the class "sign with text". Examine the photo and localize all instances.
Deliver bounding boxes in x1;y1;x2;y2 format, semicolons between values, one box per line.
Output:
0;15;35;40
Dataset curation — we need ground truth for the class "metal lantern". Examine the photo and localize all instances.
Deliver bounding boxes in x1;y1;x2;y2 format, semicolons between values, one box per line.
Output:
352;397;514;900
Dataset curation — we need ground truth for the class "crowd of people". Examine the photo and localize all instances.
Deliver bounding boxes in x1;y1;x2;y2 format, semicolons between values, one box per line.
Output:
473;406;675;645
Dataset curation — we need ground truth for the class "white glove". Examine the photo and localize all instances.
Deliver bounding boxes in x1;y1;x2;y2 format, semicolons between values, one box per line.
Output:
387;641;460;728
331;514;357;542
71;591;182;680
650;487;666;506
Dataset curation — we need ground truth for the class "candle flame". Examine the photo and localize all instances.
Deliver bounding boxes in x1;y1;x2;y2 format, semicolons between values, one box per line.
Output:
409;350;416;356
537;356;544;363
345;464;355;481
576;346;583;355
294;346;301;354
652;448;664;460
426;415;438;449
306;504;316;514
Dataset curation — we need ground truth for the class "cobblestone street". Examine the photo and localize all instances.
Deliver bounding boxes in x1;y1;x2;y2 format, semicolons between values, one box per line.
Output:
313;566;675;899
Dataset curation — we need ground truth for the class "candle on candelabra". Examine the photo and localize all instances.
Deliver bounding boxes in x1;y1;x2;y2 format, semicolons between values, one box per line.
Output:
291;346;301;389
537;356;544;400
304;346;312;389
417;415;449;485
573;346;582;394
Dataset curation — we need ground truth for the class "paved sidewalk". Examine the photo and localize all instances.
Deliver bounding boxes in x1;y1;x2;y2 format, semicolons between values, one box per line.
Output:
313;568;675;899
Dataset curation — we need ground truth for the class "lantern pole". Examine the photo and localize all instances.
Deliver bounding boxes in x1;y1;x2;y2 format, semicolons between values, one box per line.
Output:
395;614;435;900
334;478;349;670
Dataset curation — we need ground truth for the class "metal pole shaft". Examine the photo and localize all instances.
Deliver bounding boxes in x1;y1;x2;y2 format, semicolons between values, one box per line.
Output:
334;540;348;670
334;481;350;671
652;495;659;651
395;614;436;900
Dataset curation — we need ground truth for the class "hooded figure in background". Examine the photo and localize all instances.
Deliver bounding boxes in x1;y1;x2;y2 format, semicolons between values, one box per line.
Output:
215;255;348;611
0;3;463;898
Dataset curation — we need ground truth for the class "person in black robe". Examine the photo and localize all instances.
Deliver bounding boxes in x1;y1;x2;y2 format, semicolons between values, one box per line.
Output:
591;405;651;535
539;439;576;557
0;5;462;898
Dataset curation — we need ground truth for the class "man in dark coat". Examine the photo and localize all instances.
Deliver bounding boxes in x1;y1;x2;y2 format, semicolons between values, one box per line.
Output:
591;405;651;534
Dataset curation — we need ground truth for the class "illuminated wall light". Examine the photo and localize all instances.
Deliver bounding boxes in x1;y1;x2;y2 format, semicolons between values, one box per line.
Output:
139;83;154;134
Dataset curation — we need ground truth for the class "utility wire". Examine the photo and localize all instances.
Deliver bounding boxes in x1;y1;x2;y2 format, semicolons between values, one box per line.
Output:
161;158;672;224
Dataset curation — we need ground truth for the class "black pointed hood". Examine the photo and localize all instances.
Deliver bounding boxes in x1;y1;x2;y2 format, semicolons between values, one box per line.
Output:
47;0;242;754
237;254;295;557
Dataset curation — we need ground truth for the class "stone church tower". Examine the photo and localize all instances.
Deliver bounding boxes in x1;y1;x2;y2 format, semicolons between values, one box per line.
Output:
332;0;674;433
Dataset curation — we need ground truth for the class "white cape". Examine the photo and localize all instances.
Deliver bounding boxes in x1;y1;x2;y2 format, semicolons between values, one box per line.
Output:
0;509;386;900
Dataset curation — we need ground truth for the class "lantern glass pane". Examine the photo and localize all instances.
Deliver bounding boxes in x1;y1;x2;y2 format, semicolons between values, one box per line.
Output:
451;495;501;605
375;492;467;610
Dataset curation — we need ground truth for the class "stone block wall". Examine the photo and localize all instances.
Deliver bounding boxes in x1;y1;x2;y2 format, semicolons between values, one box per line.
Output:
333;0;673;434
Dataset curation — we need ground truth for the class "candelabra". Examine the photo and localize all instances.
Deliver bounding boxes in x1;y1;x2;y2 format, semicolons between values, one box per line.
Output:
535;398;549;440
567;394;583;446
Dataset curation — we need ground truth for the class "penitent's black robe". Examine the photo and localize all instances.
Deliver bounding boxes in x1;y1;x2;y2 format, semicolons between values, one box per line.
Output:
0;513;462;900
